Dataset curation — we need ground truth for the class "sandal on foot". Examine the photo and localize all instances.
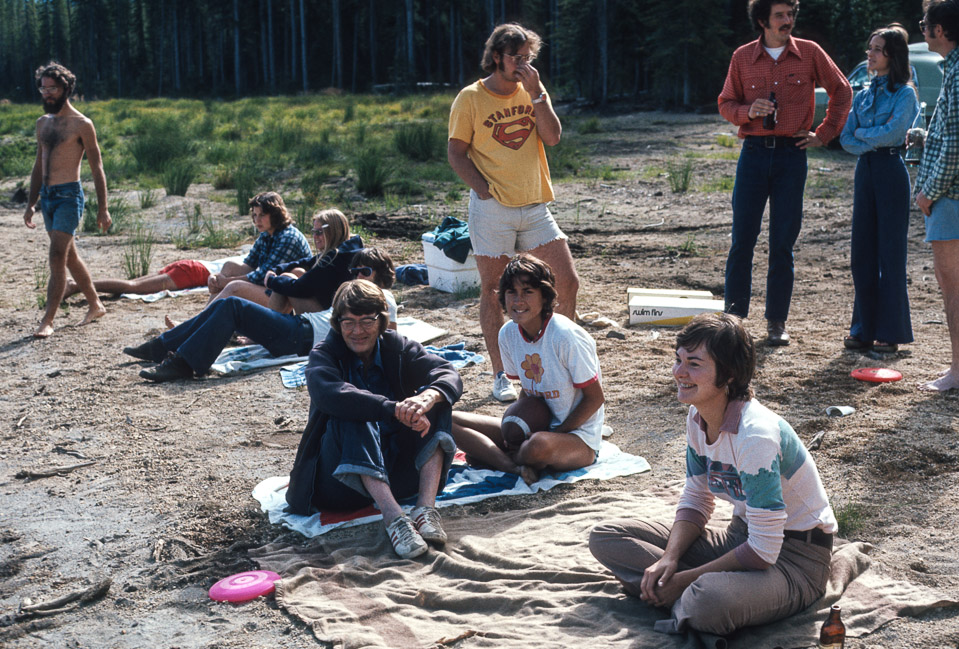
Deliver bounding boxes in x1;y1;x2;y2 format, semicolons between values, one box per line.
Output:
843;336;870;350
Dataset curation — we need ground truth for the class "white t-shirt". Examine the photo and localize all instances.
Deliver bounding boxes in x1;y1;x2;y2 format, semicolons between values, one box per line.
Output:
302;289;397;347
499;313;604;450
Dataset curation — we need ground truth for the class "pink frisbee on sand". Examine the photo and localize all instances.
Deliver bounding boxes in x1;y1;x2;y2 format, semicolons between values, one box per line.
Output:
851;367;903;383
209;570;281;603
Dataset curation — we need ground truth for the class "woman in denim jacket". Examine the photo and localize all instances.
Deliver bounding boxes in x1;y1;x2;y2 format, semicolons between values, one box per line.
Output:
840;24;920;353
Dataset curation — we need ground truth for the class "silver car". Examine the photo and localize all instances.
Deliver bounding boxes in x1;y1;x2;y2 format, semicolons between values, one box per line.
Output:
813;41;943;131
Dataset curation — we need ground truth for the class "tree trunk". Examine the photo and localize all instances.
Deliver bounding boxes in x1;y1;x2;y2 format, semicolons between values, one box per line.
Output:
234;0;241;94
299;0;307;91
290;0;297;84
332;0;342;88
369;0;377;84
599;0;607;105
173;1;181;92
268;0;276;90
405;0;414;79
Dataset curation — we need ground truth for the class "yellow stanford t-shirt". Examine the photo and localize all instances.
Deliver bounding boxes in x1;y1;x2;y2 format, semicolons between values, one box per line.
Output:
448;80;554;207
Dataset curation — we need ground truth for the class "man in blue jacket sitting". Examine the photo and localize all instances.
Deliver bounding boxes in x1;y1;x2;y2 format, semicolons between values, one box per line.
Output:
285;280;463;559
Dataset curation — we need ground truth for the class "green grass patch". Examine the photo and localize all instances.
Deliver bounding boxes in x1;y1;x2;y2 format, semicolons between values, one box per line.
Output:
666;159;693;193
354;147;391;196
716;133;738;147
547;138;587;179
700;175;735;192
579;116;602;134
122;221;155;279
834;501;870;538
393;121;444;162
162;159;197;197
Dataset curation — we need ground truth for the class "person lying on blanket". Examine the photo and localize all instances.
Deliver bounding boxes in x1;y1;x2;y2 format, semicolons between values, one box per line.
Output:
123;246;396;383
451;253;605;485
285;280;463;560
589;312;837;637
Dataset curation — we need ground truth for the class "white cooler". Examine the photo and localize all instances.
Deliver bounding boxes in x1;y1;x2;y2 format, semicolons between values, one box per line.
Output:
627;287;723;325
421;232;481;293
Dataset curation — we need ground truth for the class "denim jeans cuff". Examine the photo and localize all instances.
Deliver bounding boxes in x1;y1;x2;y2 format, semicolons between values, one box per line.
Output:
415;430;456;492
332;462;389;498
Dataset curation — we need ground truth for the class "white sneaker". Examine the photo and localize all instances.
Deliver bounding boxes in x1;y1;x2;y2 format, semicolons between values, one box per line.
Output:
411;506;447;545
386;516;428;559
492;372;518;402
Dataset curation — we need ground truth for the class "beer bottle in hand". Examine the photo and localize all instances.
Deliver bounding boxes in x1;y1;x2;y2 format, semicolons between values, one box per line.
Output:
763;92;777;130
818;604;845;648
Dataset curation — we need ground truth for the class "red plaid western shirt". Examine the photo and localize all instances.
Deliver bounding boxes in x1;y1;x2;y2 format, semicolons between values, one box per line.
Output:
718;36;851;144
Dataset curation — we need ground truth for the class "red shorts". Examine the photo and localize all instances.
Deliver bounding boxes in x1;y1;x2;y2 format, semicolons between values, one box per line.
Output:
160;260;211;289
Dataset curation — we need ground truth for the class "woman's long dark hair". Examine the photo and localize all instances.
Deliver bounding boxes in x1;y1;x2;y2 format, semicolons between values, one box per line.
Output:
869;23;913;92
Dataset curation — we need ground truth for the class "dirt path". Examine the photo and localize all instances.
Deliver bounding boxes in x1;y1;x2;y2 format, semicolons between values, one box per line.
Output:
0;112;957;648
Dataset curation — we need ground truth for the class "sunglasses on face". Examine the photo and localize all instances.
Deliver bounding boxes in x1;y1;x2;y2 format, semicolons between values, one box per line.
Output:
349;266;373;278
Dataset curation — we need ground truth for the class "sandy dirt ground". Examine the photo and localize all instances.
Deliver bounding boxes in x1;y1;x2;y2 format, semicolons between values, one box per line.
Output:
0;111;957;648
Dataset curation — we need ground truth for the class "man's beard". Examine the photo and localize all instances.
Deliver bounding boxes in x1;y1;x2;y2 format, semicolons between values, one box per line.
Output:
43;94;67;114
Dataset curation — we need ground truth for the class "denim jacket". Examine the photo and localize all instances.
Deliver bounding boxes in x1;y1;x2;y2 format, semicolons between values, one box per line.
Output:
840;75;919;156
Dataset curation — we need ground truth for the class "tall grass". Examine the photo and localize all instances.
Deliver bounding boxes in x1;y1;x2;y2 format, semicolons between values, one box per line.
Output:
355;148;391;196
122;222;155;279
127;116;197;174
83;195;130;234
138;188;160;209
162;159;197;196
667;159;693;193
393;122;442;161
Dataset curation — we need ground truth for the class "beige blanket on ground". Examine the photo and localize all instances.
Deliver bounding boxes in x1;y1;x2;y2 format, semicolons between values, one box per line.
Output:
251;484;958;649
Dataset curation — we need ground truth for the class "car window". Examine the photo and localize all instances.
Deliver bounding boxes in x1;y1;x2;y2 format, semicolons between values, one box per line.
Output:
849;63;869;89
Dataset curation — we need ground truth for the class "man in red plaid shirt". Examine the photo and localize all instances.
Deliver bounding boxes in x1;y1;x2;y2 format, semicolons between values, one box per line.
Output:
718;0;851;346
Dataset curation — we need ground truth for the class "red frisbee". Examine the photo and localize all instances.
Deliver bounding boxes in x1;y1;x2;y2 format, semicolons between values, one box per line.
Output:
851;367;903;383
209;570;280;603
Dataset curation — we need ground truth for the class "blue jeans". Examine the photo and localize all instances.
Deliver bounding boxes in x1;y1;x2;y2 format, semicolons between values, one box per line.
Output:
157;296;313;373
849;151;913;344
725;139;808;321
310;406;456;511
40;182;84;235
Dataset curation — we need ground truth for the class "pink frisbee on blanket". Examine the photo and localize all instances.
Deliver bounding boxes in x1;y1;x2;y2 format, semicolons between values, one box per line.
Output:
209;570;281;602
851;367;903;383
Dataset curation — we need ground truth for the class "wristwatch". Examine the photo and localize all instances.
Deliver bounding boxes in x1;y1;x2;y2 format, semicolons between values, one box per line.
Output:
531;91;547;104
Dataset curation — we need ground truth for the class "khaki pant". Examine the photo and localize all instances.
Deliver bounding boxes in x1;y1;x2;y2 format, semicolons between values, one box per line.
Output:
588;516;832;636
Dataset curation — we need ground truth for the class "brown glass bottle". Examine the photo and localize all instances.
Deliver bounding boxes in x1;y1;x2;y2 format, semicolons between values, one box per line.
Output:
763;92;777;130
818;604;845;648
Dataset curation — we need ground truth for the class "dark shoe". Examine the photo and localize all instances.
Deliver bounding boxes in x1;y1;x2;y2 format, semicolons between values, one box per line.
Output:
139;353;194;382
123;339;166;362
766;320;790;346
843;335;870;351
873;341;899;354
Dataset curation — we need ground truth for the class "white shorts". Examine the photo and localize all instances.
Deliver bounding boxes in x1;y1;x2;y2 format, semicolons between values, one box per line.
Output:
467;190;566;257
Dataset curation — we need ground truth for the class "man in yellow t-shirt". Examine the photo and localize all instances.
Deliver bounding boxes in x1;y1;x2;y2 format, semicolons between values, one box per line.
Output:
448;23;580;402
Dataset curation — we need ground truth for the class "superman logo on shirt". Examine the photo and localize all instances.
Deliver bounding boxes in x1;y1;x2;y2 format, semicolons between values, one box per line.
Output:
493;116;533;150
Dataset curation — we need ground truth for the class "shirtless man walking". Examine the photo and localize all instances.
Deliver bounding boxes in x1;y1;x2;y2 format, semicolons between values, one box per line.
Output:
22;62;110;338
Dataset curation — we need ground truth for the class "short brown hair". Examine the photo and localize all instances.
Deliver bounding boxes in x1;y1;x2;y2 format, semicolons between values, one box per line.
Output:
497;253;557;319
330;280;389;336
35;61;76;97
481;23;543;74
248;191;292;231
351;247;395;289
675;313;756;401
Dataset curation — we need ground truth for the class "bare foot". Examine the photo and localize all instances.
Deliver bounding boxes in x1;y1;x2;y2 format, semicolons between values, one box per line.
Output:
164;315;180;330
519;465;539;486
33;322;55;338
918;369;959;392
235;335;254;346
79;303;107;326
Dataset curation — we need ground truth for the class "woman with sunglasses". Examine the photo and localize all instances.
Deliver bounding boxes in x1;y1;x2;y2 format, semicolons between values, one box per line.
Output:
125;246;395;383
839;24;919;354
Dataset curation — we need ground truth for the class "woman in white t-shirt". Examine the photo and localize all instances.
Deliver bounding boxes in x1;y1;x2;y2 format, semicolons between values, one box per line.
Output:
452;254;604;484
